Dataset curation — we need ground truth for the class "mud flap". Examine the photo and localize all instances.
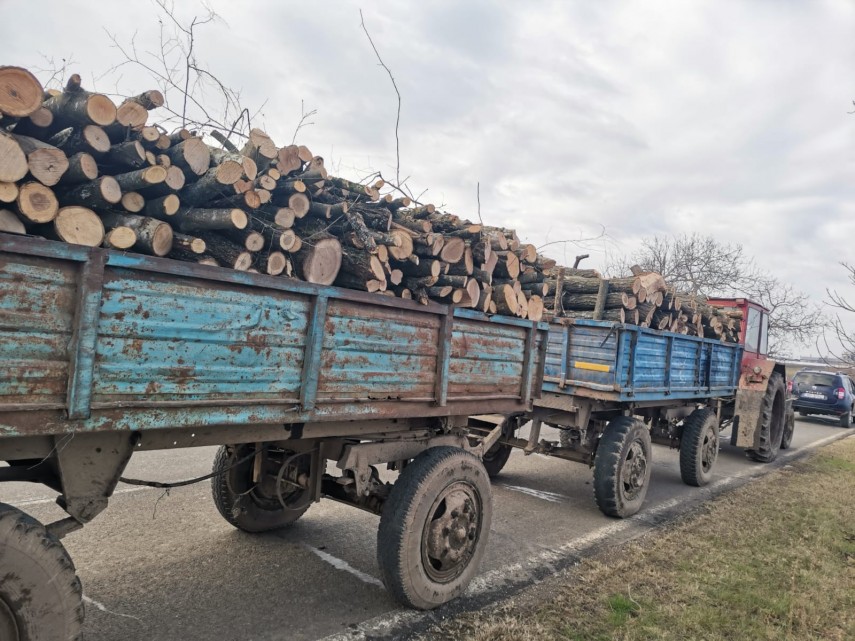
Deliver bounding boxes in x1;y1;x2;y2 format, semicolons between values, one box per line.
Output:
733;387;764;448
733;359;785;449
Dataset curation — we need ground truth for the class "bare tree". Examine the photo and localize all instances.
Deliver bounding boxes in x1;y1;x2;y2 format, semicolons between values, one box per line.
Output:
825;263;855;363
608;233;825;355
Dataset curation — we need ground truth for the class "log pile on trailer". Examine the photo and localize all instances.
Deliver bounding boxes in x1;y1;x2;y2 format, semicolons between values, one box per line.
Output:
0;66;564;321
537;265;742;341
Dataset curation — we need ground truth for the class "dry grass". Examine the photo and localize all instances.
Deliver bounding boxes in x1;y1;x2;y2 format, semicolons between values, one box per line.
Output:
429;437;855;641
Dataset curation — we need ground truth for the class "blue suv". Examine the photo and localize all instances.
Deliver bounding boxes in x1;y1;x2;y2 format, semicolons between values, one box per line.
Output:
791;370;855;427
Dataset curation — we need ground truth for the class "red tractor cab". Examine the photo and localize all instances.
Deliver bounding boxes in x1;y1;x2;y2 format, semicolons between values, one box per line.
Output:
706;297;771;362
706;297;792;459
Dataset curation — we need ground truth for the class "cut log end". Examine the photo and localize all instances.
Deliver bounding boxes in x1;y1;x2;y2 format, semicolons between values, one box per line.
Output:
0;208;26;234
54;206;104;246
86;94;119;127
0;181;19;204
0;131;28;182
299;237;342;285
17;181;58;223
0;66;44;117
231;209;248;229
103;226;137;250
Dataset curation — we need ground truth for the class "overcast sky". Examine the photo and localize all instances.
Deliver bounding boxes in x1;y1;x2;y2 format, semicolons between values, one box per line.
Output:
4;0;854;354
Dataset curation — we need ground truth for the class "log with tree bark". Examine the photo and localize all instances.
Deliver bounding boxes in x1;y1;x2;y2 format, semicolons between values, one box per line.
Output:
5;64;731;328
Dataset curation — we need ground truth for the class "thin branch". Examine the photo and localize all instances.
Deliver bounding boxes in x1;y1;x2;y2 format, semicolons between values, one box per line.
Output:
292;99;318;145
359;9;401;185
476;182;483;224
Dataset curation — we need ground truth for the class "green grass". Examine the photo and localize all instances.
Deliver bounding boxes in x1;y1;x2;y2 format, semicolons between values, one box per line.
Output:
429;437;855;641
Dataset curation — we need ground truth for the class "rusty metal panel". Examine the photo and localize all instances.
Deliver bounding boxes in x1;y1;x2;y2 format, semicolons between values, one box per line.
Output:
447;318;526;397
317;299;441;401
92;267;309;404
0;252;78;408
0;235;549;440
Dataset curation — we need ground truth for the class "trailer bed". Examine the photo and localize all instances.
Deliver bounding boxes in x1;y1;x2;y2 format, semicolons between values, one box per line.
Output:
0;234;547;438
542;319;741;403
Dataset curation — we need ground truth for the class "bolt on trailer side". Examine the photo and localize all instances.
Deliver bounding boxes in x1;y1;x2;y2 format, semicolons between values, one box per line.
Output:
0;233;548;632
470;318;744;517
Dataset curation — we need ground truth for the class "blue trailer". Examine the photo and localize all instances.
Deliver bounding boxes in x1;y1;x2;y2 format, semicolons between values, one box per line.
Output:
471;316;793;518
0;233;548;637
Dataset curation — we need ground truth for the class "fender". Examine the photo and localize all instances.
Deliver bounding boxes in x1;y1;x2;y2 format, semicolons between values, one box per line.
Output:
732;357;786;448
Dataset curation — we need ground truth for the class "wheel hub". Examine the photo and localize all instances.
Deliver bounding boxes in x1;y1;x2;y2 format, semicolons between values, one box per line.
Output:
424;484;480;582
621;442;648;498
0;596;20;641
701;427;718;471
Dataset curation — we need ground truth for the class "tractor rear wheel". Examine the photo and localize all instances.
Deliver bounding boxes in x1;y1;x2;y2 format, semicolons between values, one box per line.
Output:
781;406;795;449
746;373;786;463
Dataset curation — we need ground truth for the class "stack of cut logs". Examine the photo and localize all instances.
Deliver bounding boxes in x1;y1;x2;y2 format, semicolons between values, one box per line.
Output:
0;66;561;321
534;265;742;342
0;64;744;338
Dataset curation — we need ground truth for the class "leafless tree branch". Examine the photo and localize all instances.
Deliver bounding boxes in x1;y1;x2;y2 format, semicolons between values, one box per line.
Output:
608;233;826;354
359;9;401;186
100;0;257;144
291;99;318;145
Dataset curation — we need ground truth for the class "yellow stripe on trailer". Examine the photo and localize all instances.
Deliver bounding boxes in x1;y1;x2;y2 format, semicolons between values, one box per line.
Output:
573;361;611;373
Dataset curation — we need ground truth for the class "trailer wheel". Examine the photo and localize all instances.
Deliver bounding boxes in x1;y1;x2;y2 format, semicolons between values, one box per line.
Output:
746;373;786;463
781;406;795;449
593;417;652;518
0;503;84;641
211;445;311;533
377;446;492;610
481;441;513;478
679;408;719;487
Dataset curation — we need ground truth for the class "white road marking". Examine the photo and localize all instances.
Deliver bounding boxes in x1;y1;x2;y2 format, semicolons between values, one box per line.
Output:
494;483;569;503
8;486;152;509
301;544;384;589
83;595;141;622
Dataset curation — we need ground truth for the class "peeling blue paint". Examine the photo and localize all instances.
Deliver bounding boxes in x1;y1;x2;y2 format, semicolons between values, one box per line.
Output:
0;236;547;437
543;320;741;402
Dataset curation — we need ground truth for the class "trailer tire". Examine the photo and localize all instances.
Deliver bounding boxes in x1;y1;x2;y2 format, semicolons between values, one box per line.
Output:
0;503;84;641
377;446;492;610
481;442;513;478
593;417;652;518
679;407;719;487
211;445;310;533
746;373;786;463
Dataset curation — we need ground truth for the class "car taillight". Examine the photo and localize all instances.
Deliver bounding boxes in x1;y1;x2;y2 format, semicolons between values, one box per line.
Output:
787;380;793;393
836;387;846;400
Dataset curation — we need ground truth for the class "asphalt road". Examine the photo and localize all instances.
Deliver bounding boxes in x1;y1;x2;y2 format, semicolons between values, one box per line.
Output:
2;416;851;641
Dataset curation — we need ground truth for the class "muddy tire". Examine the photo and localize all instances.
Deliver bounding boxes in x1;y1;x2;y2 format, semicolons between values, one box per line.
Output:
481;441;513;478
746;373;786;463
593;417;652;518
377;446;492;610
211;445;310;533
0;503;84;641
679;407;719;487
781;407;795;449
